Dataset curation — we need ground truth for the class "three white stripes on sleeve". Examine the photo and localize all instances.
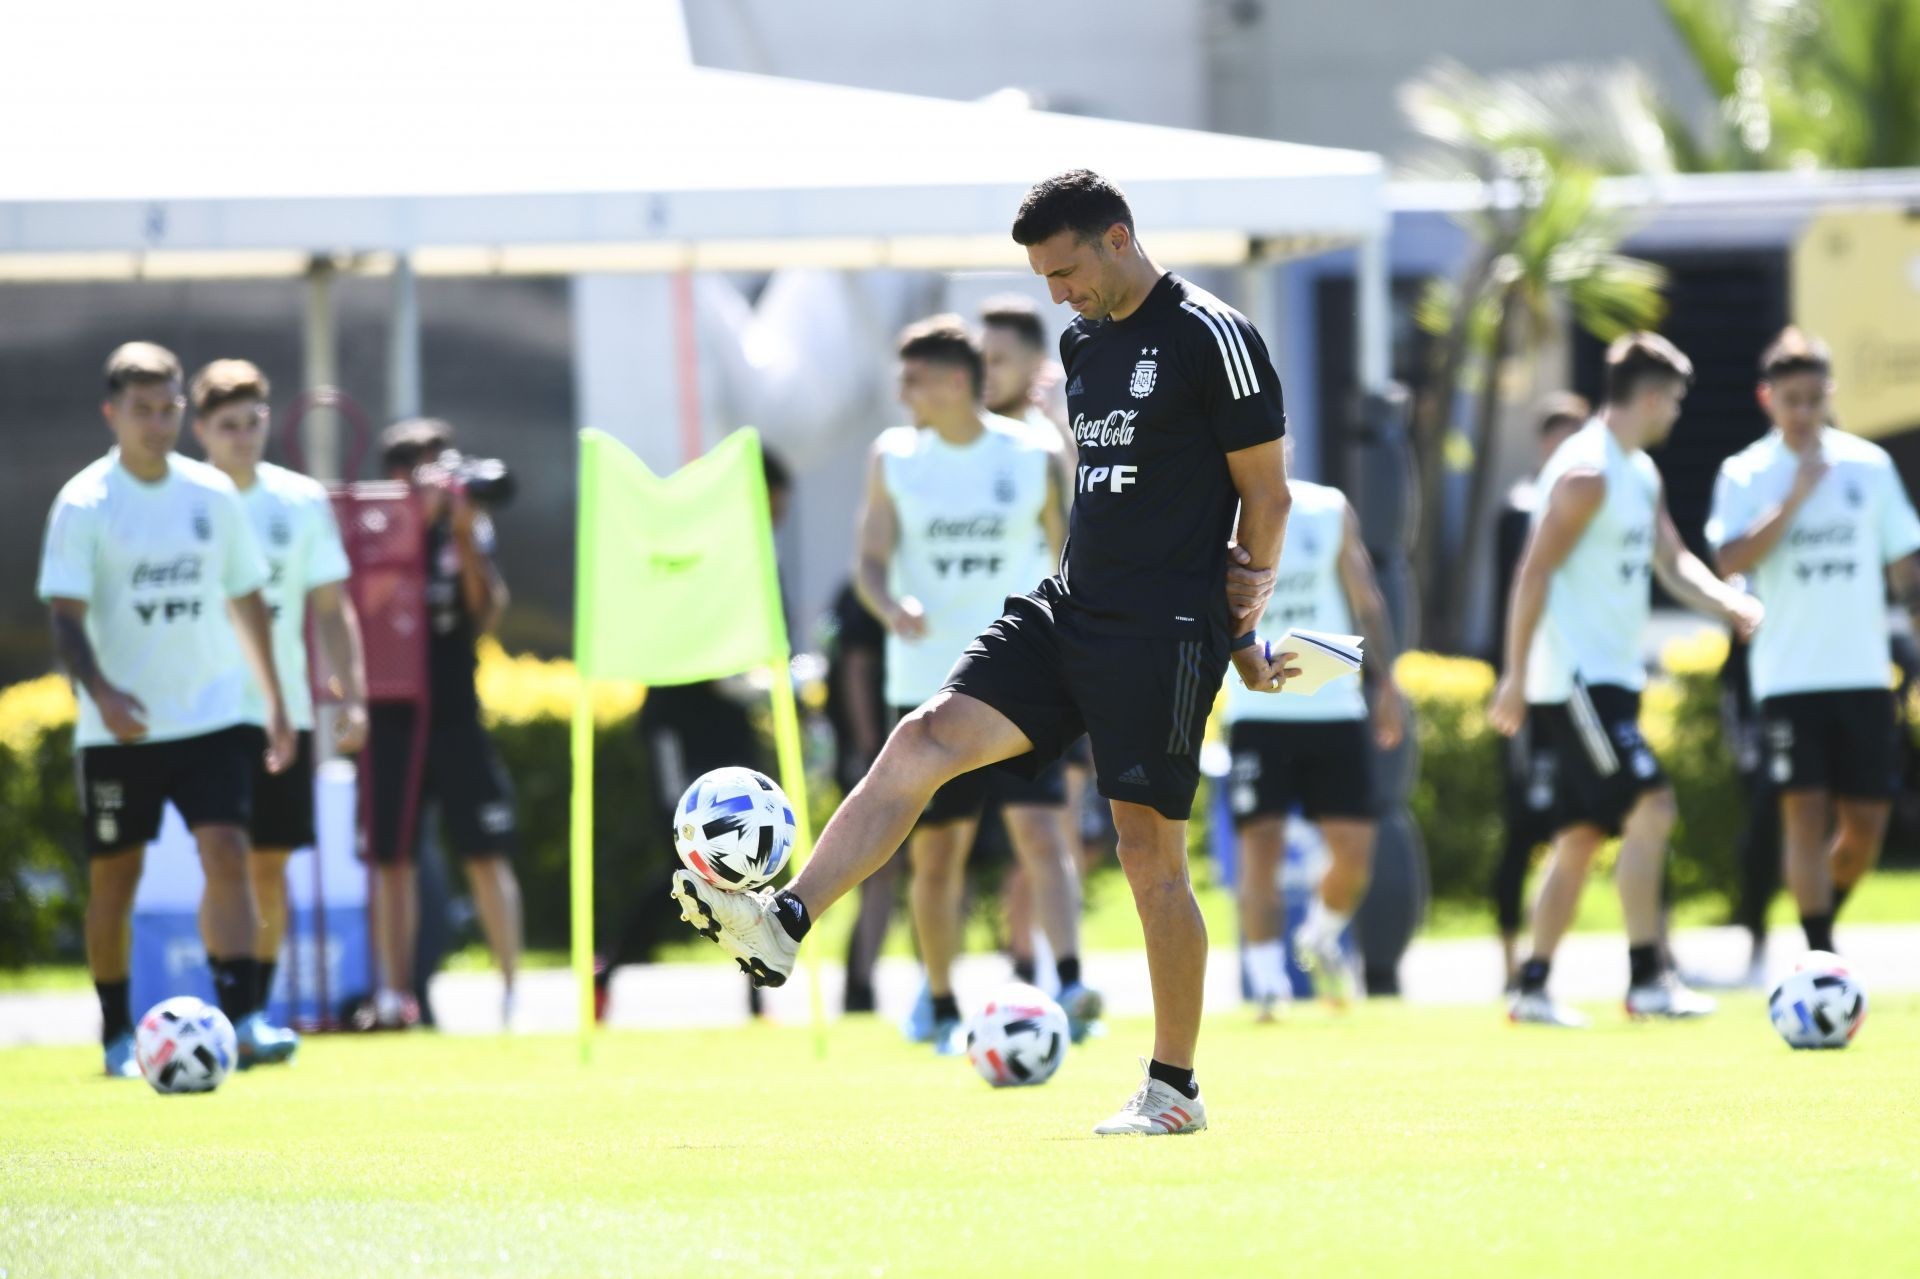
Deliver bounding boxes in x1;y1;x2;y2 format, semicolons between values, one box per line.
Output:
1179;301;1260;401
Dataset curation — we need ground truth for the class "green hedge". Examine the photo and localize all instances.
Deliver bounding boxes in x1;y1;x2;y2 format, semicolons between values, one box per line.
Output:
0;634;1782;969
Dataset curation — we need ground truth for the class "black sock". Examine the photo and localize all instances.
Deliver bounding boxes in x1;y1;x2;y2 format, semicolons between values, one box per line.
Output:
1518;958;1550;995
1011;956;1037;984
772;891;812;942
1802;912;1835;953
1627;944;1662;988
256;959;278;1013
209;957;261;1024
96;980;132;1046
1056;956;1082;990
1148;1058;1199;1100
931;993;961;1023
1832;883;1853;914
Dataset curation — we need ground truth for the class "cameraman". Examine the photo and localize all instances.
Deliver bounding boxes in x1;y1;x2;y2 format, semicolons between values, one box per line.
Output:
367;418;524;1028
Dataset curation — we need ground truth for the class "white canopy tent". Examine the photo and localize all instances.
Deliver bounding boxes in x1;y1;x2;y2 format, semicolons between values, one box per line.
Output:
0;0;1391;470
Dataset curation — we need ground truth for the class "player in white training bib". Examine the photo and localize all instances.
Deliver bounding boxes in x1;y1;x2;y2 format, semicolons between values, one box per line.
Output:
854;314;1101;1051
1491;333;1761;1028
1707;327;1920;957
1224;464;1403;1014
36;342;296;1077
191;359;370;1061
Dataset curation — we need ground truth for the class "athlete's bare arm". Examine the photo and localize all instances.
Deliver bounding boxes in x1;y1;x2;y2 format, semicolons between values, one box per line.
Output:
1488;469;1605;736
1335;501;1404;749
229;590;295;773
852;443;924;638
1715;448;1829;577
1225;439;1296;692
310;580;369;753
1039;434;1070;562
1652;501;1762;637
47;597;147;742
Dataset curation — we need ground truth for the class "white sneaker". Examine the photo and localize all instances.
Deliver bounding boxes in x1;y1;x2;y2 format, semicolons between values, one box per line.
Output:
1626;973;1716;1019
1508;990;1590;1028
1092;1062;1207;1136
669;870;800;988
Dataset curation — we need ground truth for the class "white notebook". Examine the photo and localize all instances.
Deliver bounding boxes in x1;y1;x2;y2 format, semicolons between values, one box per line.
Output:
1269;628;1365;696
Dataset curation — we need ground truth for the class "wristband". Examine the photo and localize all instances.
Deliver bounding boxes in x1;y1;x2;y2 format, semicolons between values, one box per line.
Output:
1230;631;1259;653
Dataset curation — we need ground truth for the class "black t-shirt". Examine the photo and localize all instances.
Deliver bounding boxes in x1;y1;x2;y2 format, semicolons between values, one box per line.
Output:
1056;272;1286;636
425;516;492;718
1491;482;1537;673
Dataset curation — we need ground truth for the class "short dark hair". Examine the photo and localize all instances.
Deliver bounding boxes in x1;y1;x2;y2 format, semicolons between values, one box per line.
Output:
190;359;270;416
979;294;1046;351
1536;391;1591;436
104;341;182;395
897;314;984;396
1010;169;1135;247
380;416;455;473
1603;332;1694;406
1760;326;1832;382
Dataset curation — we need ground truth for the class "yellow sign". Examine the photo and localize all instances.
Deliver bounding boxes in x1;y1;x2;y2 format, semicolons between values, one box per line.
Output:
1793;207;1920;440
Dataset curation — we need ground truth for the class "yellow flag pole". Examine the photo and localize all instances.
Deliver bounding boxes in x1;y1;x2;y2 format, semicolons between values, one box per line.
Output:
767;651;826;1058
569;682;596;1064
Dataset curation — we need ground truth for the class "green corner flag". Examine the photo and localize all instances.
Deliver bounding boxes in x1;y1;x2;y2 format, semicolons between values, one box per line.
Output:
569;428;820;1059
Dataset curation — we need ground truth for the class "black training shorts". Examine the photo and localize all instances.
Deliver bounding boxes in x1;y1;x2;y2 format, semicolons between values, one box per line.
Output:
942;579;1228;822
78;724;257;856
367;703;520;864
1761;688;1898;800
1226;718;1376;824
248;729;316;851
1530;681;1666;837
892;707;1068;826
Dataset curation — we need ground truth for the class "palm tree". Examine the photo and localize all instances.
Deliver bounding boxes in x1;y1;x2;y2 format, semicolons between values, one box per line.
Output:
1399;61;1671;650
1660;0;1920;170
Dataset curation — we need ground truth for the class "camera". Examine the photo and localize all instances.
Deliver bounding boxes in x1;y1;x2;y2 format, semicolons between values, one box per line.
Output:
416;448;516;507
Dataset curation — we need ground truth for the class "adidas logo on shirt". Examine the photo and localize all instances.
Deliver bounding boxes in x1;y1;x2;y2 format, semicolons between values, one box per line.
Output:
1066;376;1084;396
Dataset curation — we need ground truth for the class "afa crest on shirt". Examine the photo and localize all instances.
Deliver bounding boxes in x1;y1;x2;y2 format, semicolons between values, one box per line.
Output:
191;505;211;542
1129;359;1157;399
994;471;1015;503
269;515;291;547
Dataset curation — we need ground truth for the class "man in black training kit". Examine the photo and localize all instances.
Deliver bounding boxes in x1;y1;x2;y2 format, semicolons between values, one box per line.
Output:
673;170;1296;1135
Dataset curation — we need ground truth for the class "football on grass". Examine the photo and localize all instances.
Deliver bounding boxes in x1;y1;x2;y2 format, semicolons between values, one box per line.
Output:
674;766;797;891
135;996;237;1094
1768;953;1867;1050
966;984;1069;1087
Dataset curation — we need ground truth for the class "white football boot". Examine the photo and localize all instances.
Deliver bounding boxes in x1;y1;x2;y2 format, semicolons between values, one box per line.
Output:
669;870;800;988
1092;1060;1208;1136
1508;990;1591;1028
1626;972;1717;1019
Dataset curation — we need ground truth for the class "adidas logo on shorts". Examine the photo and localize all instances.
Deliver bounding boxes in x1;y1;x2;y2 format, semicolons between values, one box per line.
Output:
1117;764;1150;786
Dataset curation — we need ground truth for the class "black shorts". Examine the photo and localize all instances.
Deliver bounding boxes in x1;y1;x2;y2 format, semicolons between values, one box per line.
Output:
893;707;1068;826
1761;689;1898;799
367;704;520;865
1531;683;1666;837
249;730;315;851
941;580;1229;821
78;725;256;856
1226;718;1375;823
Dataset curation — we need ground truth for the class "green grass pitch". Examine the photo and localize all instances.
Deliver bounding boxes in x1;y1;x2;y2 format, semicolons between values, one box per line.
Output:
3;997;1917;1278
